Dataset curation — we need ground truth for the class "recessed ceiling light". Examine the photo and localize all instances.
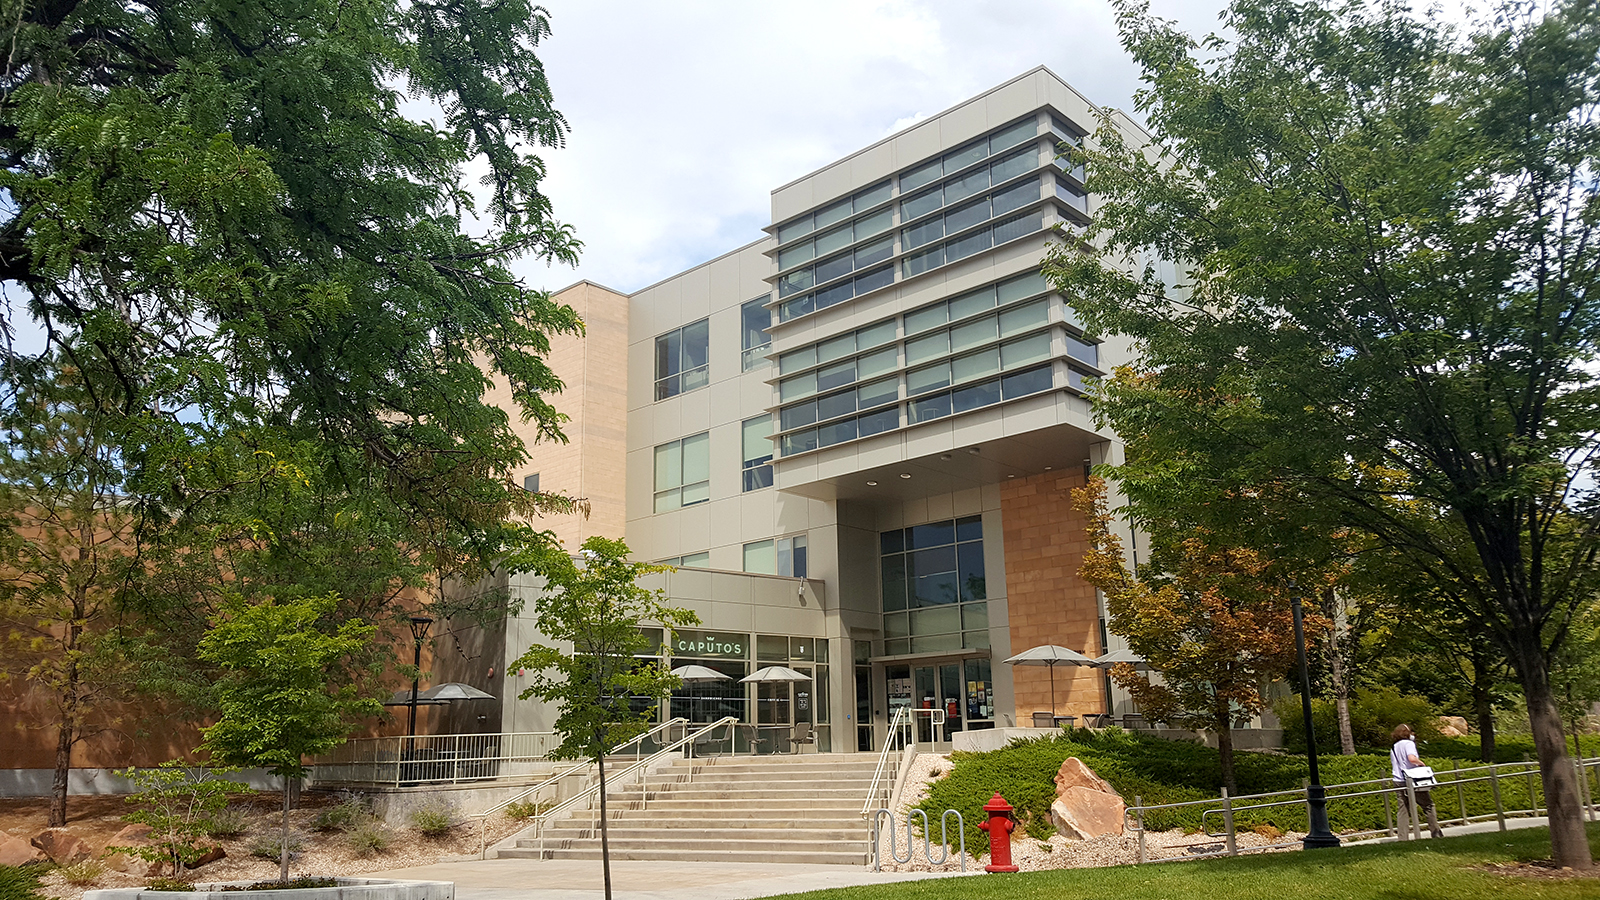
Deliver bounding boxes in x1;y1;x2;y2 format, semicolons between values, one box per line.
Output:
1044;466;1053;471
899;472;912;479
866;480;878;486
967;447;980;455
940;453;953;460
1007;474;1016;479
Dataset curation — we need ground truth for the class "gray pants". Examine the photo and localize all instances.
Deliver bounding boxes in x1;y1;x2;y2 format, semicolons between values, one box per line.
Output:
1396;784;1443;839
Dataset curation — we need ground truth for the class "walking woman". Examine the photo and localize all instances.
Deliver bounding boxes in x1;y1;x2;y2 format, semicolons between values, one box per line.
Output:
1391;724;1443;839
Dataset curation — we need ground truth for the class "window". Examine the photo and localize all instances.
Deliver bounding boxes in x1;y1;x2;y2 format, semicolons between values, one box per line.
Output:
900;148;1040;233
655;320;709;400
653;433;710;512
899;119;1038;193
903;208;1045;278
741;298;772;370
880;516;987;655
660;552;710;568
522;473;540;493
744;535;808;577
775;182;893;244
742;416;773;491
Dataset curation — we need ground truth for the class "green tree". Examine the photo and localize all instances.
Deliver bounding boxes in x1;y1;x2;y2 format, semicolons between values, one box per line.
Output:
110;762;235;878
508;536;698;900
196;594;381;882
1046;0;1600;867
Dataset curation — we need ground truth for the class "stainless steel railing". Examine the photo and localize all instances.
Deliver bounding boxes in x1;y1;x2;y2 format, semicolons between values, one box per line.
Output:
311;731;561;786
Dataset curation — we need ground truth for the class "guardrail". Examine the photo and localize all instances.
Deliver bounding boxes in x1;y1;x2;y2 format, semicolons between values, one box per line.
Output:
859;707;947;818
476;717;739;858
312;731;561;786
1123;754;1600;864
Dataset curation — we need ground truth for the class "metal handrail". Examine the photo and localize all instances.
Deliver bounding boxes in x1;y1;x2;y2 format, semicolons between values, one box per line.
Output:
312;731;561;786
860;707;911;818
859;707;948;818
496;717;741;859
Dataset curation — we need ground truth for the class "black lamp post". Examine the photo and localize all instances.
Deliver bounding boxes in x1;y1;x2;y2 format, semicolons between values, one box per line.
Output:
407;615;434;742
1291;590;1341;849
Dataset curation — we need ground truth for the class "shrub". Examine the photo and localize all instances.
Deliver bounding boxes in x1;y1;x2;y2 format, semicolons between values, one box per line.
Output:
0;865;45;900
312;796;372;833
344;820;392;856
58;860;106;886
502;799;545;820
205;807;248;840
248;833;304;860
145;877;195;892
115;762;235;877
1276;687;1441;753
409;798;455;837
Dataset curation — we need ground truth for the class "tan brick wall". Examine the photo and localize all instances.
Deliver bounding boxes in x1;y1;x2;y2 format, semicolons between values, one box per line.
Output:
1000;468;1105;721
486;281;630;549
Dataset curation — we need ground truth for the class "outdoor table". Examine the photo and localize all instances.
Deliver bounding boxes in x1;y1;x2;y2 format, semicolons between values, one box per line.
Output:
1053;715;1077;729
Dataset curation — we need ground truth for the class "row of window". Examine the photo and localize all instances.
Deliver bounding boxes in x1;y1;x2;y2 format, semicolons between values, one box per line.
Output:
652;537;807;578
906;296;1051;367
775;182;893;245
902;209;1043;278
778;237;892;298
902;148;1038;229
881;516;990;655
655;320;710;400
777;208;893;271
778;318;897;376
900;119;1040;193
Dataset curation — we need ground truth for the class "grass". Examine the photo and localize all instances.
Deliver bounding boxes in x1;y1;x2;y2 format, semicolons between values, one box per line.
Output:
0;866;44;900
773;824;1600;900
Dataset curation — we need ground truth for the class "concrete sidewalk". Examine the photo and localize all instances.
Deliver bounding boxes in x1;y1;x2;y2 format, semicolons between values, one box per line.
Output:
364;858;972;900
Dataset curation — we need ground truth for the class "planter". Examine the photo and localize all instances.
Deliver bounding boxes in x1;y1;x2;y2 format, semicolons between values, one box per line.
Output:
87;878;453;900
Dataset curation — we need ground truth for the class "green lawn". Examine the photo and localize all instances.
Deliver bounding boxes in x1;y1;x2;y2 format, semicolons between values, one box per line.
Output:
782;825;1600;900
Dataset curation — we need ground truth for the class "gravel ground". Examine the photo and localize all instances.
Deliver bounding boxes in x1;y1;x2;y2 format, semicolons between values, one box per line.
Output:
874;753;1306;873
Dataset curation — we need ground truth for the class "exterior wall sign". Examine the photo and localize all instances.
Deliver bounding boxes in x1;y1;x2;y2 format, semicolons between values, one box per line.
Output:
673;629;748;660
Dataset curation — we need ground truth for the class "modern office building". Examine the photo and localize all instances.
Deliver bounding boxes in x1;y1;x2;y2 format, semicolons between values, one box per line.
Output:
465;66;1152;754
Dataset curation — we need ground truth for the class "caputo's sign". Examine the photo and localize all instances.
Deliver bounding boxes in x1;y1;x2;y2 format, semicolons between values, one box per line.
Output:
673;629;747;659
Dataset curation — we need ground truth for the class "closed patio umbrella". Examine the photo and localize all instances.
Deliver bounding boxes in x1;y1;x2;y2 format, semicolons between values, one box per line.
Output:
1003;644;1095;716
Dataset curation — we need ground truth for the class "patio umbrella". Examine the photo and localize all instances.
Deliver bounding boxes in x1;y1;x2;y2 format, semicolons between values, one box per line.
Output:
1002;644;1095;716
739;665;813;683
381;690;448;707
1092;649;1148;668
671;665;732;721
418;682;496;701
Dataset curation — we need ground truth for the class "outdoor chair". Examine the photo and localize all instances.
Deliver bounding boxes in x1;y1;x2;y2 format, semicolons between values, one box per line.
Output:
787;722;815;753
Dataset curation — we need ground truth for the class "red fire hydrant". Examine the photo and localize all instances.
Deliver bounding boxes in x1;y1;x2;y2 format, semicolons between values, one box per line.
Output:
978;792;1019;873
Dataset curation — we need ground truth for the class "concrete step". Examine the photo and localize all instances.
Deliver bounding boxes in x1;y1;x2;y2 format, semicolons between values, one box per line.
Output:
622;787;866;801
602;805;865;820
528;826;865;842
498;846;871;865
611;797;862;811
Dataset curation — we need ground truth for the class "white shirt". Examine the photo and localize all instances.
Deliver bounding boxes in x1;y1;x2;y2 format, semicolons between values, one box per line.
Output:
1391;738;1420;783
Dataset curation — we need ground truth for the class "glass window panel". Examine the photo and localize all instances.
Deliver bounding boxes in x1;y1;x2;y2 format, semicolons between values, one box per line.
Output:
901;159;943;193
992;210;1041;245
781;428;818;456
818;417;858;447
817;334;855;364
855;181;893;209
952;378;1001;413
946;226;993;263
997;271;1048;303
857;346;898;379
654;373;679;401
816;641;829;663
816;279;855;311
950;315;998;352
945;140;988;173
858;320;897;348
906;362;951;396
1055;179;1089;213
779;370;816;401
857;376;898;409
814;224;853;256
949;286;997;321
814;251;853;284
943;198;990;235
903;246;943;277
951;348;999;383
653;488;679;513
885;638;910;656
881;555;908;611
910;606;961;636
962;630;992;650
943;168;990;205
816;360;855;393
855;208;893;238
792;536;808;579
680;552;710;568
904;304;949;335
908;392;951;423
884;611;910;637
992;179;1039;216
989;146;1038;183
858;406;899;437
912;572;960;608
655;331;681;379
1001;365;1054;399
1002;332;1052;368
681;479;710;506
905;332;949;365
777;216;814;243
790;637;816;662
958;543;987;602
744;541;776;575
654;442;680;492
778;268;814;298
913;633;962;653
779;294;814;322
990;118;1038;152
854;265;893;295
962;601;989;631
681;432;709;483
901;185;943;221
910;544;956;577
909;521;955;550
815;198;852;229
903;217;944;250
741;298;771;352
781;400;818;431
742;416;772;464
752;634;787;661
998;298;1050;337
743;464;774;491
681;364;708;393
778;242;815;270
855;237;893;268
682;321;711;372
1067;368;1092;392
816;388;856;421
1066;334;1099;367
956;515;982;542
881;529;905;554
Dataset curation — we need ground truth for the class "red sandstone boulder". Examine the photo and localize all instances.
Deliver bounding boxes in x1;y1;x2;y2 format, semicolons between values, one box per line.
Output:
1439;716;1469;737
30;828;92;864
104;824;165;876
0;834;45;866
1050;785;1126;840
184;846;226;869
1054;757;1116;796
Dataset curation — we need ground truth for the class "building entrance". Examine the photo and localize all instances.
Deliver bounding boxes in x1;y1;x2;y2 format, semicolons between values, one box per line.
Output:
884;657;994;750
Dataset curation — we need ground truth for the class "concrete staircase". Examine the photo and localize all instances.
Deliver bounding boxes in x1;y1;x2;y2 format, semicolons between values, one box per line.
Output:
495;753;884;865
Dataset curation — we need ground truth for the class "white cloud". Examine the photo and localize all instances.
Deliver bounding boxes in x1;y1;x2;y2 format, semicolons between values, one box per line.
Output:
521;0;1229;294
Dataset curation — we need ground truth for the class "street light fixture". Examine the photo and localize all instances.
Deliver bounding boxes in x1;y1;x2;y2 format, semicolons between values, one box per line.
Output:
407;615;434;742
1290;589;1341;849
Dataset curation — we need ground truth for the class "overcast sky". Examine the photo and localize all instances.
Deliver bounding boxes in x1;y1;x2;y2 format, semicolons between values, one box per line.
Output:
522;0;1232;295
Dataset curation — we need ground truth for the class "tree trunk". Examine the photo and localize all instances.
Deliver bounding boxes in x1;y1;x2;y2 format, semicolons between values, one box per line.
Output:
49;615;84;829
280;776;290;883
1322;589;1356;755
1215;698;1237;796
1472;680;1497;764
1519;651;1592;870
50;712;73;828
596;746;611;900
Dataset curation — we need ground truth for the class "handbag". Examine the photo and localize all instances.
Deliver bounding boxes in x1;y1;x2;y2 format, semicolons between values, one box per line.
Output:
1404;765;1437;788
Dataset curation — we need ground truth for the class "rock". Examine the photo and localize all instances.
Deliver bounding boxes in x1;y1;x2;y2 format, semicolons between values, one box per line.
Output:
1050;785;1126;840
104;824;165;876
1054;757;1117;796
1439;716;1469;735
1439;724;1464;738
184;846;226;869
0;834;45;866
30;828;92;864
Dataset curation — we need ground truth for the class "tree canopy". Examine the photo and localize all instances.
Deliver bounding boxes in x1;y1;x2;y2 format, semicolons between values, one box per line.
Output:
1047;0;1600;868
